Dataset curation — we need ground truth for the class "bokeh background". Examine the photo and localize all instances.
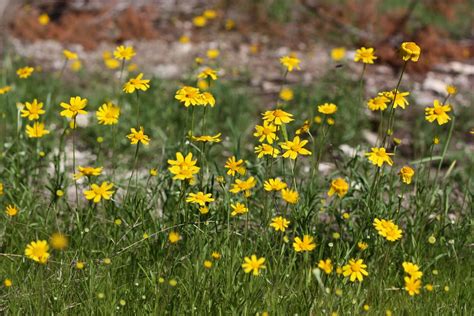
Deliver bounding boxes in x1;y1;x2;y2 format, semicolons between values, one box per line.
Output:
0;0;473;159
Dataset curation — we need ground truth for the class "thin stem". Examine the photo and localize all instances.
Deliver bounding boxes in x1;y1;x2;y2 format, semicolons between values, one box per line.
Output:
72;116;78;207
383;61;408;146
125;143;140;202
135;91;140;127
434;117;455;186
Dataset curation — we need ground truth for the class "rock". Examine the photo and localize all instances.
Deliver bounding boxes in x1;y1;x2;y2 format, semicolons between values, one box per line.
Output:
422;73;448;94
435;62;474;75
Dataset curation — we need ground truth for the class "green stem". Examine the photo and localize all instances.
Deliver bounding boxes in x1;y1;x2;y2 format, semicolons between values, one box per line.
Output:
72;116;78;207
125;143;140;202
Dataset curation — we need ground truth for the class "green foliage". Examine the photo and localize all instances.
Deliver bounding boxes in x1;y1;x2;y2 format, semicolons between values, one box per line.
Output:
0;51;473;315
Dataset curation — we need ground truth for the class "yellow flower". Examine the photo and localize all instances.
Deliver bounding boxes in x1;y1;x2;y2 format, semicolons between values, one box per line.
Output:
279;87;294;101
169;279;178;286
206;49;220;59
38;13;50;25
428;235;436;244
354;47;377;64
25;240;50;264
229;177;256;197
331;47;346;61
225;156;246;176
262;109;294;125
4;278;12;287
424;284;433;291
76;261;85;270
295;120;310;135
373;218;403;242
0;85;12;95
168;231;181;243
203;260;213;269
254;121;278;144
195;57;204;64
113;45;136;60
318;103;338;115
281;188;299;204
230;202;248;216
70;60;82;72
26;122;50;138
242;255;266;276
280;136;311;159
193;15;207;27
211;251;221;260
0;183;3;195
104;57;120;69
425;99;452;125
199;206;209;214
328;178;349;198
404;276;422;296
60;96;88;118
123;73;150;93
150;168;158;176
367;95;389;111
198;68;218;80
168;152;200;181
197;79;208;90
264;178;287;191
83;182;115;203
255;144;280;158
73;166;103;180
96;102;120;125
56;190;64;197
342;259;368;282
402;262;423;280
400;42;421;62
357;241;368;251
63;49;78;60
365;147;394;167
191;133;222;143
5;204;18;217
186;192;214;206
270;216;290;232
318;259;333;274
179;35;190;44
199;91;216;107
399;166;415;184
127;127;150;145
50;233;68;250
280;55;301;72
203;9;217;19
175;86;202;107
381;90;410;109
225;19;235;30
16;66;34;79
293;235;316;252
21;99;45;120
446;85;457;95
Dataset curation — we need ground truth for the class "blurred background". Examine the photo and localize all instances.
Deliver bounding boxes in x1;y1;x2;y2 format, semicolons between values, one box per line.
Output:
0;0;472;177
1;0;472;73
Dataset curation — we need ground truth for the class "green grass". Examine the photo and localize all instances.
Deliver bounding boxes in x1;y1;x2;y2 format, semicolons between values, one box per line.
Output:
0;47;473;315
